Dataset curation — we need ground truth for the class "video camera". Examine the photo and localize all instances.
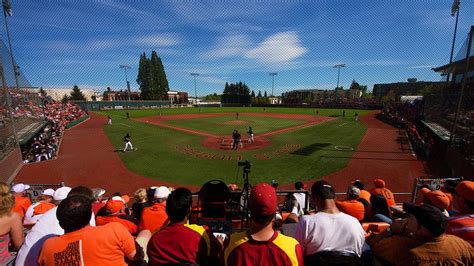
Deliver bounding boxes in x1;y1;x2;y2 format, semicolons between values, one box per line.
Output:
238;160;251;172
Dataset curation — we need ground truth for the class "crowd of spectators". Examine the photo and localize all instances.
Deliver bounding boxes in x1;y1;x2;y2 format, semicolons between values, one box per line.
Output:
1;178;472;265
21;101;85;163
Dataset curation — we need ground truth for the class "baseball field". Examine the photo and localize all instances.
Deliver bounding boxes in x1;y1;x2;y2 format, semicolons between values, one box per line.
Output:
98;107;371;185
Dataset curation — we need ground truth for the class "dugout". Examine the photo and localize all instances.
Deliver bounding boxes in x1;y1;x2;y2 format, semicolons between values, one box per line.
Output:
74;100;171;111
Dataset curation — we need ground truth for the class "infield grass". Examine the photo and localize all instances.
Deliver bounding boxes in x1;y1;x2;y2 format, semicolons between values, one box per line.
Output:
98;107;372;186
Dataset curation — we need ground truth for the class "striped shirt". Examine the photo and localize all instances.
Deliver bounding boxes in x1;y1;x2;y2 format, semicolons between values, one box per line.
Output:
446;214;474;247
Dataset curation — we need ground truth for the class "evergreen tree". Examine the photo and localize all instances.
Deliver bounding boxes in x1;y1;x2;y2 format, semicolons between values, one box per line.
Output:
257;90;262;97
150;51;169;100
137;53;151;100
61;94;70;104
39;87;47;97
70;85;86;101
251;90;255;97
264;91;267;97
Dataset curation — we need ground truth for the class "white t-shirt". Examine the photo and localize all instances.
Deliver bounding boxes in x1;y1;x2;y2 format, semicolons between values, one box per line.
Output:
293;192;307;211
16;207;96;266
294;211;366;257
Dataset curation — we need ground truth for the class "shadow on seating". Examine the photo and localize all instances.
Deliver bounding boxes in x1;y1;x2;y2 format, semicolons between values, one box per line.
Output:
196;180;231;232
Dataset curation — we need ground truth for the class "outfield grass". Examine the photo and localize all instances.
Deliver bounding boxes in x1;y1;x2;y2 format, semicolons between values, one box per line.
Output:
164;115;306;135
98;107;372;186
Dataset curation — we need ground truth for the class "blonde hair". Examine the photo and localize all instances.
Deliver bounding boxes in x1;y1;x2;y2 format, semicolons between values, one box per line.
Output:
134;188;147;202
0;183;15;216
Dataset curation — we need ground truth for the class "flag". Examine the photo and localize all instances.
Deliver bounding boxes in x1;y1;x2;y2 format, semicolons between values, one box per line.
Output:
451;0;460;16
2;0;12;16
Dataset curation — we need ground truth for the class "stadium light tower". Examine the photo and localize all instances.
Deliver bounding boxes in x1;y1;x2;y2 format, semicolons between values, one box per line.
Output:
269;72;277;96
333;64;346;89
2;0;20;91
119;65;131;101
190;73;199;105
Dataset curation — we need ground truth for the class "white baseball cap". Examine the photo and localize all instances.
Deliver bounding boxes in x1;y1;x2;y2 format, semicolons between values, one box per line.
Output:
12;183;30;193
53;187;72;201
154;186;171;199
42;188;55;197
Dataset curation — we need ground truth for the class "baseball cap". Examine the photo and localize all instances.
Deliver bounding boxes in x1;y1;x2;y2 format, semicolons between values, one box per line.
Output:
455;181;474;202
53;187;72;201
91;188;106;198
352;180;365;189
295;181;307;190
12;183;30;193
347;185;360;198
425;190;450;210
373;179;386;188
403;202;448;236
249;183;278;216
419;187;431;197
105;195;129;213
154;186;171;199
42;188;55;197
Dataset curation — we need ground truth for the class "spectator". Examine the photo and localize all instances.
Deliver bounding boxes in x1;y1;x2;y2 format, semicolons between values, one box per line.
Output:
11;183;32;220
0;182;24;265
293;181;307;213
420;189;450;217
131;188;149;221
223;183;303;266
15;186;95;266
336;185;365;222
96;195;138;235
353;180;371;203
446;181;474;246
91;188;106;215
295;180;365;258
23;188;55;225
367;203;473;265
370;179;395;224
139;186;170;232
38;195;143;265
147;188;222;265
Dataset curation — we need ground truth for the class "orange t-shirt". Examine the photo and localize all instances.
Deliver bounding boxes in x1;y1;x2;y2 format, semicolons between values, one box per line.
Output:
370;188;396;207
33;202;55;215
139;202;169;232
96;215;138;235
12;195;32;219
38;223;135;266
336;200;365;221
359;190;371;203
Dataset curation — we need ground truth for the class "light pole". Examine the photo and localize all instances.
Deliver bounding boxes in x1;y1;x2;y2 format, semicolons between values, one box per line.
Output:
447;0;461;83
269;72;277;97
2;0;20;91
333;64;346;89
119;65;131;101
190;73;199;106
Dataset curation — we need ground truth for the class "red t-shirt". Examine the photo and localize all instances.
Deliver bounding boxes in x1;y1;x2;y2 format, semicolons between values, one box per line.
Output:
147;223;222;265
336;200;365;221
224;231;303;266
96;215;138;235
92;202;106;215
139;202;168;232
12;195;32;220
38;223;136;266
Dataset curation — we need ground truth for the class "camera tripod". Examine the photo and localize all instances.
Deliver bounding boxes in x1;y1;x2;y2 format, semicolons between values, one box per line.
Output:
240;166;251;230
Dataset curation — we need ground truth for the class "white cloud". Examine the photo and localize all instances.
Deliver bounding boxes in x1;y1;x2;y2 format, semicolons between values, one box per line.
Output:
244;31;307;64
409;65;436;69
136;34;182;47
200;35;252;59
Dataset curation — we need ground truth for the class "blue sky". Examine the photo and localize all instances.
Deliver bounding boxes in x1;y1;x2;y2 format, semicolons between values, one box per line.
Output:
1;0;472;96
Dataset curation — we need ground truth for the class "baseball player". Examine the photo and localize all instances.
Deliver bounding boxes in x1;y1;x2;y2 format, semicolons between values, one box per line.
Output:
123;133;133;152
247;126;254;143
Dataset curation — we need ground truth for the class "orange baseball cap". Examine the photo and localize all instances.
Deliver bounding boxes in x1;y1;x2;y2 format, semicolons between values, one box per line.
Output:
455;181;474;202
373;179;386;188
105;195;129;213
419;187;431;197
426;190;450;210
